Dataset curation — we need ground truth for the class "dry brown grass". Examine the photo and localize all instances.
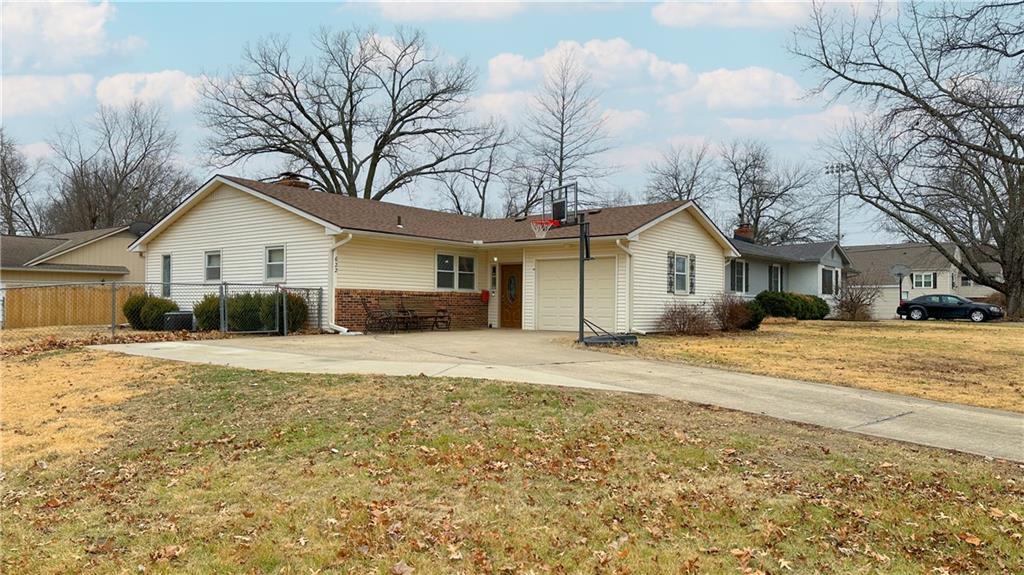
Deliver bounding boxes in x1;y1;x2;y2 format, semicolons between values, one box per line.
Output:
0;325;118;350
0;351;180;466
615;319;1024;412
2;350;1022;574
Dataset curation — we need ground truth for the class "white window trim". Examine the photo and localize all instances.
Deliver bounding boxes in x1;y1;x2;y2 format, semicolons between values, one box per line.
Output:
673;254;689;294
731;259;747;294
912;272;934;289
204;250;222;283
435;252;477;291
160;254;172;297
768;264;782;292
265;245;286;283
821;266;839;295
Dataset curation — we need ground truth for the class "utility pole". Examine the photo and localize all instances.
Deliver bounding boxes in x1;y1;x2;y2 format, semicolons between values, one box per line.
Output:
824;163;848;244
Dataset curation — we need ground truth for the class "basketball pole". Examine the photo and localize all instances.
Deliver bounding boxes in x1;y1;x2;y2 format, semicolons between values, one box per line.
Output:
578;212;586;344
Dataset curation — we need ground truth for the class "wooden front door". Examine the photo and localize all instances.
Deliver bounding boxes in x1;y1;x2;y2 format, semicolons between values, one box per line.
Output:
500;264;523;328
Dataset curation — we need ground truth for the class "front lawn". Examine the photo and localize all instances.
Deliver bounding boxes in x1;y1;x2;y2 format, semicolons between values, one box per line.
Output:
611;319;1024;412
2;349;1022;574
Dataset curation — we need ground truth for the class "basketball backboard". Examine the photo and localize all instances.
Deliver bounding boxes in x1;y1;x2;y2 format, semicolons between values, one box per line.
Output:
540;182;579;226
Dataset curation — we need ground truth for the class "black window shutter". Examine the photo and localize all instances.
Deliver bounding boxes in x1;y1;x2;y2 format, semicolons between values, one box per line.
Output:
728;261;735;291
689;254;696;294
744;262;750;293
932;272;937;289
667;251;675;293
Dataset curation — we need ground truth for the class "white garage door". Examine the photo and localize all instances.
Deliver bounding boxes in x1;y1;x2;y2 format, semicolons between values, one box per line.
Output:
536;257;616;331
870;286;901;320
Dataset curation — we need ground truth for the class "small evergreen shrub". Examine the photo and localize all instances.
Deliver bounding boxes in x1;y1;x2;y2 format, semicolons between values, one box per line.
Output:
123;293;151;330
193;294;222;331
754;291;830;320
226;292;271;332
139;297;179;330
259;292;309;333
741;301;766;330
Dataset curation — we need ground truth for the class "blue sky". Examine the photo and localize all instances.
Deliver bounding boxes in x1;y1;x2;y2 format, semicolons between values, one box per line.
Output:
1;1;887;243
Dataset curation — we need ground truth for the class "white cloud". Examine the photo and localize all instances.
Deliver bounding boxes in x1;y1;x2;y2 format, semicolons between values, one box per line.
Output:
651;1;810;29
470;90;532;119
722;105;858;142
95;71;201;110
1;1;144;71
601;108;650;137
2;74;94;117
18;142;54;161
662;67;805;111
486;38;691;90
373;1;524;21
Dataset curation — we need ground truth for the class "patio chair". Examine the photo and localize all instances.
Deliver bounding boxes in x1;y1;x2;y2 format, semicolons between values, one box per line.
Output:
379;295;413;331
360;297;394;333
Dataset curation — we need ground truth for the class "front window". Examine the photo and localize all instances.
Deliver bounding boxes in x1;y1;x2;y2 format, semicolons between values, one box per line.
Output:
265;246;285;282
768;265;782;292
204;251;221;282
674;255;688;293
822;267;838;295
912;273;934;289
960;275;973;287
161;255;171;297
437;254;475;290
731;260;746;293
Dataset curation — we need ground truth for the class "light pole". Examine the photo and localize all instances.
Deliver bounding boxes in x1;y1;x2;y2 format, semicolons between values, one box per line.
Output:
824;163;848;244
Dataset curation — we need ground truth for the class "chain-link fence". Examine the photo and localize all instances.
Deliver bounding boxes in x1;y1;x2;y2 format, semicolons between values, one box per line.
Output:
0;281;323;350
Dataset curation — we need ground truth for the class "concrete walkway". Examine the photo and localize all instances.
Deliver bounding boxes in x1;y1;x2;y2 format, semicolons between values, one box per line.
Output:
93;330;1024;462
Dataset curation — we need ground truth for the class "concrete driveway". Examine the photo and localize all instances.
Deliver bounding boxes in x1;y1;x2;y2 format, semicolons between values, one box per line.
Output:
95;330;1024;462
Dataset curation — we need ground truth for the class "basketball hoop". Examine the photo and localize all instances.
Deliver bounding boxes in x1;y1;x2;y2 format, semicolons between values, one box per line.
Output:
530;218;560;239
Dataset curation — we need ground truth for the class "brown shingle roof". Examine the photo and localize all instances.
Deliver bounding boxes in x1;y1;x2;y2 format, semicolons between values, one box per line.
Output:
221;176;688;244
1;236;67;267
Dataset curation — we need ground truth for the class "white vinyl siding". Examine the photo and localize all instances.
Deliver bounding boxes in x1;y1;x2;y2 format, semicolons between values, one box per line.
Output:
143;183;333;325
44;231;146;281
630;210;729;333
335;236;481;293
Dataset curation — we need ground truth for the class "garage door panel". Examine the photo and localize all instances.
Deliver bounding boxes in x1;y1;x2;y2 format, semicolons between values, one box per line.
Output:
536;258;615;331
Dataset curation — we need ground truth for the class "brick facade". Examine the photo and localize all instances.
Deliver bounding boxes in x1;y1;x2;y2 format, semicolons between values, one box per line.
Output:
335;289;489;332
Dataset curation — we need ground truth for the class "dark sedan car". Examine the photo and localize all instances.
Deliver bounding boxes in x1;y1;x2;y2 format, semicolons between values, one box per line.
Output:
897;294;1004;322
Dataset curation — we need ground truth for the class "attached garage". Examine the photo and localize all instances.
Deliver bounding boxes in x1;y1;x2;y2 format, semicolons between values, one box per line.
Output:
870;286;902;320
534;257;616;331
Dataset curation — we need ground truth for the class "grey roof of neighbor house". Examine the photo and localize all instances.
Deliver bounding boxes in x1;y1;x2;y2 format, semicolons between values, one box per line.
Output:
1;224;150;275
222;176;699;244
730;238;845;264
845;243;956;285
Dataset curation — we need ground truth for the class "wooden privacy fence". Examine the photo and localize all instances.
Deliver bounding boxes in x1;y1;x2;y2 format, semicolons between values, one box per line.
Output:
1;284;145;329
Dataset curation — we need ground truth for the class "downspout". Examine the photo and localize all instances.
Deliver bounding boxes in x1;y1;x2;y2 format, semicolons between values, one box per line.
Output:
328;233;354;333
616;239;633;333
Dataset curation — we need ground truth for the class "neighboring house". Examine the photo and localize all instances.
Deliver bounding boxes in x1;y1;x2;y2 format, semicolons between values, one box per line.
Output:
0;224;150;287
845;243;1003;319
129;174;740;333
725;224;852;301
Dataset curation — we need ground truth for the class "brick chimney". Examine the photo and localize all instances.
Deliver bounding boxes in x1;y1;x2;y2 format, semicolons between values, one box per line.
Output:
276;172;311;189
733;222;754;242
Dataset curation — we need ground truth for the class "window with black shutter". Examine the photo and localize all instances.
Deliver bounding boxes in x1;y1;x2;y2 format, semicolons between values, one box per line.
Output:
667;251;675;293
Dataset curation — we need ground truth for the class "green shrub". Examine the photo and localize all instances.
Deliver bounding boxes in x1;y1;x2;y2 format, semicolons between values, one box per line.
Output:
755;291;798;318
193;294;221;331
259;292;309;333
741;301;766;331
226;292;272;332
123;293;152;330
754;291;830;320
139;297;179;330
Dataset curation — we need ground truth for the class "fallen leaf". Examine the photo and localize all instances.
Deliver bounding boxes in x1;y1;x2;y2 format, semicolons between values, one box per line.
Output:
959;533;982;547
391;561;414;575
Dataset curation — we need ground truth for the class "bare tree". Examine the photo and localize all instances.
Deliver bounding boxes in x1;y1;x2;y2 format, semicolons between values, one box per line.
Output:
794;0;1024;317
526;51;612;190
499;152;554;217
44;102;195;233
644;142;716;204
0;129;43;235
434;124;512;217
200;28;493;201
834;275;882;321
719;139;827;245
